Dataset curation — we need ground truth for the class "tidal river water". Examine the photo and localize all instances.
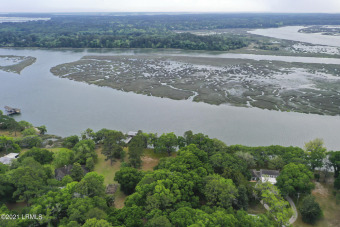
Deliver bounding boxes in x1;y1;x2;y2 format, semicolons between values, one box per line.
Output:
1;42;340;149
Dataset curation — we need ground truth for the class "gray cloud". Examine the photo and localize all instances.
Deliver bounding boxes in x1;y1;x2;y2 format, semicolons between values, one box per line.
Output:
1;0;339;13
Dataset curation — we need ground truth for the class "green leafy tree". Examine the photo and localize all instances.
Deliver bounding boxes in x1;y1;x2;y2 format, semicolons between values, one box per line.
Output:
236;184;249;210
7;158;49;201
304;138;327;170
146;216;172;227
62;175;74;186
83;218;112;227
334;174;340;190
114;167;144;195
22;127;37;136
155;132;177;156
73;140;97;164
328;151;340;178
235;151;256;168
17;135;42;148
268;156;285;170
203;174;238;209
128;135;144;168
75;172;106;197
0;136;20;154
67;196;107;224
86;157;95;171
71;162;84;181
299;195;322;224
62;135;80;149
81;128;95;140
257;182;292;226
19;147;53;164
53;148;75;168
276;163;314;196
37;125;47;135
102;131;126;165
18;120;33;129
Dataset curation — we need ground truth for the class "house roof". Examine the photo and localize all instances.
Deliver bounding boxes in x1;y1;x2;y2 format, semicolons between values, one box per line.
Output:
55;164;89;181
0;153;19;165
260;169;280;176
127;131;138;137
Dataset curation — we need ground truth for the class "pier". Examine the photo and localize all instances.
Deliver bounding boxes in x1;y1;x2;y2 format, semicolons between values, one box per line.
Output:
4;106;21;115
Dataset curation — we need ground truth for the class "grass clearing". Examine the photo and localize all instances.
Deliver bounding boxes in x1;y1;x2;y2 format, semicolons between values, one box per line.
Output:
248;200;267;215
0;129;22;137
94;147;122;185
293;182;340;227
93;146;175;208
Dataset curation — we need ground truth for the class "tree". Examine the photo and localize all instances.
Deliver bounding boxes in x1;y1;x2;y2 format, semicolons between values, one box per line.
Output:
102;131;126;165
17;135;42;148
128;135;144;168
73;140;97;164
83;218;112;227
235;184;249;210
203;174;238;209
22;127;37;136
304;138;327;170
328;151;340;178
268;156;285;170
7;158;49;201
276;163;314;196
71;163;84;181
53;148;75;168
334;174;340;190
257;182;292;226
146;216;172;227
37;125;47;135
114;167;144;195
235;151;255;168
86;157;95;171
19;147;53;164
81;128;95;140
62;135;80;149
155;133;177;156
299;195;322;224
76;172;105;197
18;121;33;129
0;136;21;154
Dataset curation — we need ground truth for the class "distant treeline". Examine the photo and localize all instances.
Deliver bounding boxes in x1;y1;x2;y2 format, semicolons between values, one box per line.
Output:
0;13;340;50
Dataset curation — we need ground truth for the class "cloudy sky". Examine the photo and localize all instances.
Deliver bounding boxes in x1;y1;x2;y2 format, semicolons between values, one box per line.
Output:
1;0;340;13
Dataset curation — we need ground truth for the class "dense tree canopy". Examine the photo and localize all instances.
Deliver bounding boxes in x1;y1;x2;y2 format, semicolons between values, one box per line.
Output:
276;163;314;196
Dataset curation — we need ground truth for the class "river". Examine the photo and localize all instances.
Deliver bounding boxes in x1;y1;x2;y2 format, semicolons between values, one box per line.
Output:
0;46;340;150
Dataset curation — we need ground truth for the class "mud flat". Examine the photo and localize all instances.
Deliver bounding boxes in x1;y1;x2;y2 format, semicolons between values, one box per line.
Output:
51;55;340;116
0;55;36;74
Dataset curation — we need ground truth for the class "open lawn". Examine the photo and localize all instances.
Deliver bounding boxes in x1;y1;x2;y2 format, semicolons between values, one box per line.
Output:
293;182;340;227
0;129;22;137
94;147;123;185
247;200;267;215
93;146;175;208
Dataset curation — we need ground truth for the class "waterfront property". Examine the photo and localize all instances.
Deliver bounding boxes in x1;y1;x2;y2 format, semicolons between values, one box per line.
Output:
250;169;280;184
124;131;138;144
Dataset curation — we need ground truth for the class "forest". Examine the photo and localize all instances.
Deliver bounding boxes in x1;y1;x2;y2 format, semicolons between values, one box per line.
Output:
1;110;340;226
1;13;340;50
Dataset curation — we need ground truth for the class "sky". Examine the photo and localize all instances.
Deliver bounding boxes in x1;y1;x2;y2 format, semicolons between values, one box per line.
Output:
1;0;340;13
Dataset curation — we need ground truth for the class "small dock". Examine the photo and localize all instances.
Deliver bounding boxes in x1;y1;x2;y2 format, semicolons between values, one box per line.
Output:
4;106;21;115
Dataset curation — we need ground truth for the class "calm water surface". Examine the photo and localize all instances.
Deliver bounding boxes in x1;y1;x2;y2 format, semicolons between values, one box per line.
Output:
249;26;340;48
1;48;340;150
